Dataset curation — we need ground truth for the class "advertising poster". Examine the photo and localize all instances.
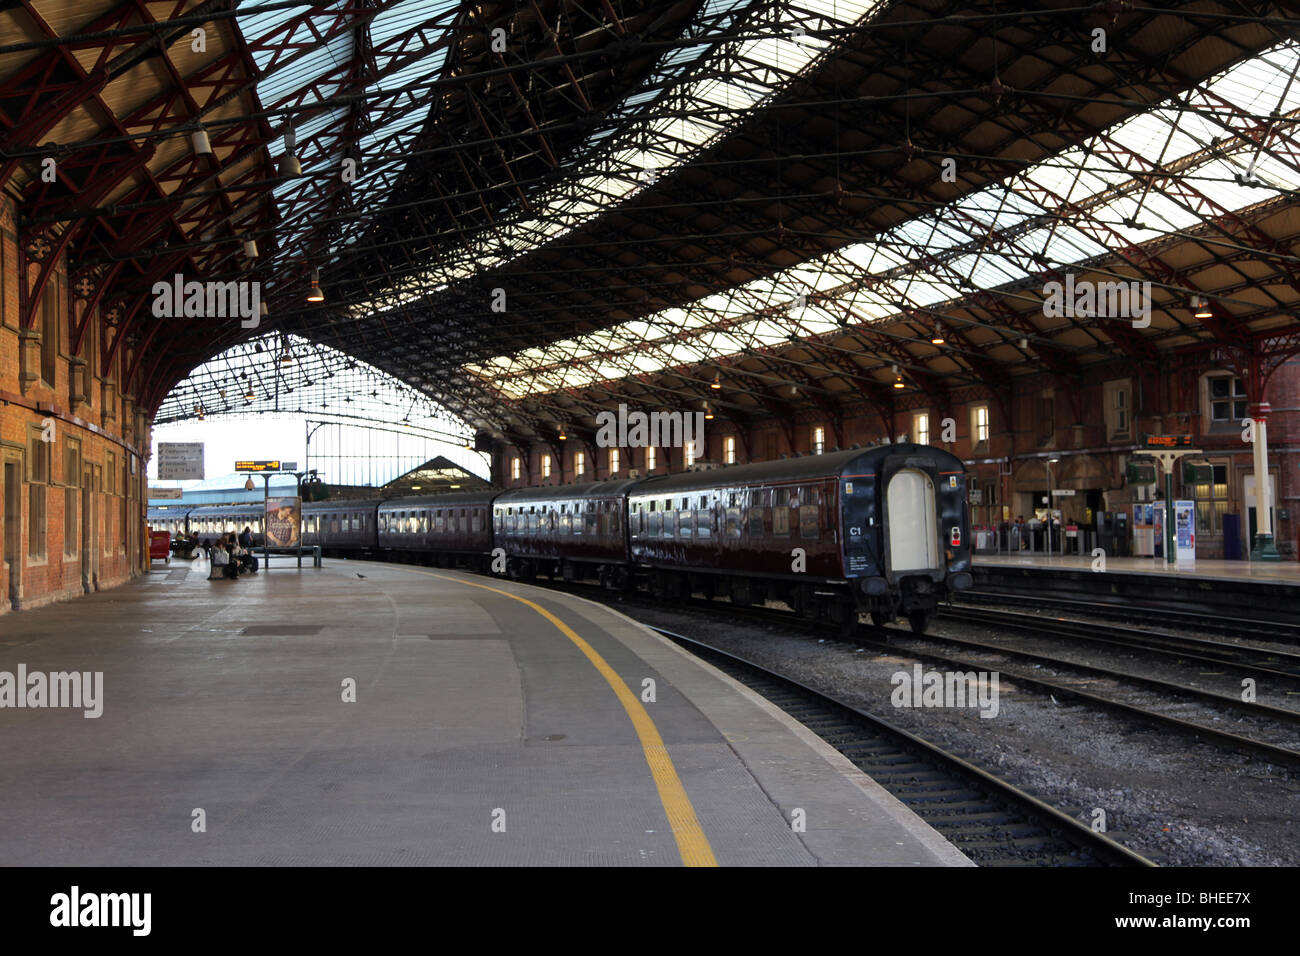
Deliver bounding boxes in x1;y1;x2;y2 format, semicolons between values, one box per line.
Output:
1174;500;1196;564
265;496;302;548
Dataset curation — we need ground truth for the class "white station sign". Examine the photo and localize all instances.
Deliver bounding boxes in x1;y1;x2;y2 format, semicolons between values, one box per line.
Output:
156;442;204;480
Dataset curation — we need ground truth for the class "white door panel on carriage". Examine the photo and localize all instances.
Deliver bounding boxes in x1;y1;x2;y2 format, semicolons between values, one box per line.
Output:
887;469;938;573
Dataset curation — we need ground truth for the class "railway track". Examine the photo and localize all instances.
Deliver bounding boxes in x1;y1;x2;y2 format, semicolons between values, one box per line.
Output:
650;625;1154;867
675;593;1300;771
941;604;1300;681
955;590;1300;645
859;628;1300;771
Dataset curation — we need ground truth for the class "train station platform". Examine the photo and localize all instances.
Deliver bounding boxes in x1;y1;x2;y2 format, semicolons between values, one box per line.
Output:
0;557;970;867
970;553;1299;621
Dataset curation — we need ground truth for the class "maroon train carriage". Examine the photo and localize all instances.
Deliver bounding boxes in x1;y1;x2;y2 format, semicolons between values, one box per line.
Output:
301;498;381;557
492;478;639;587
627;444;971;633
377;490;500;568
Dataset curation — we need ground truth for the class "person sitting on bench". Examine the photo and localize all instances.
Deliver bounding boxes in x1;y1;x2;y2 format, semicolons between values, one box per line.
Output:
212;542;239;580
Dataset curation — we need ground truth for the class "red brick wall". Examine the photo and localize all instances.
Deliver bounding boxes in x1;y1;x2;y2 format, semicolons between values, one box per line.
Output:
0;195;150;614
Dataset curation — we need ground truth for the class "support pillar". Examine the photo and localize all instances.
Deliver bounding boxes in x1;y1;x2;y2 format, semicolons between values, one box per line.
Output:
1249;402;1279;561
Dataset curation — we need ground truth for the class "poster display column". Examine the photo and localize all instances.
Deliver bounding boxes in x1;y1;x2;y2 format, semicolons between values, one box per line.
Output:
1174;500;1196;566
264;497;302;569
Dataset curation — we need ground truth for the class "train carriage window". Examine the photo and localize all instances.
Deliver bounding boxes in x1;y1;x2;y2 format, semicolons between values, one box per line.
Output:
647;509;661;536
527;512;539;533
585;510;598;535
420;510;429;533
799;504;820;538
772;504;790;537
560;512;571;534
748;511;764;537
725;507;742;538
662;506;675;537
472;511;482;534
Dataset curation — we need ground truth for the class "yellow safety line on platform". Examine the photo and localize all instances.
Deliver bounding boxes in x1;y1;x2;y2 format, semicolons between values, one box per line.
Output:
406;568;718;867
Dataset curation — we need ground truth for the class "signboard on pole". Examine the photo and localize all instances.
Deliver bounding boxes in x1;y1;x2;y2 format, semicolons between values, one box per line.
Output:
265;496;301;548
149;487;184;500
157;442;204;480
1051;489;1076;497
236;460;281;472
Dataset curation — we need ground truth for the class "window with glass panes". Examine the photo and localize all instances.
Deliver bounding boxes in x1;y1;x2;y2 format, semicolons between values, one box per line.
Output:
913;413;930;445
1193;463;1229;533
1209;377;1248;424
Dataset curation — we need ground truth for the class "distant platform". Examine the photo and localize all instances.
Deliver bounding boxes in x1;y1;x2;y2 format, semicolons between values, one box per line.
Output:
970;552;1298;622
0;556;968;867
974;553;1300;585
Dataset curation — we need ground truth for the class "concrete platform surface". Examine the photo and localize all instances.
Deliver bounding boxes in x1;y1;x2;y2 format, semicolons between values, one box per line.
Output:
975;553;1300;585
0;556;970;867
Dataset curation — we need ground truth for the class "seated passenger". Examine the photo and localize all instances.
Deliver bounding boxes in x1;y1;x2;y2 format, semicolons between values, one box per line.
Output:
212;544;238;580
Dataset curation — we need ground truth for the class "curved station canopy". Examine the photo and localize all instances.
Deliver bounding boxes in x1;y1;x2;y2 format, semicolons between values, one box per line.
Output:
5;0;1300;447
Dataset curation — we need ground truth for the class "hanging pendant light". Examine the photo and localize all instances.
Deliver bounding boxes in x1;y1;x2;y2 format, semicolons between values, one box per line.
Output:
306;266;324;302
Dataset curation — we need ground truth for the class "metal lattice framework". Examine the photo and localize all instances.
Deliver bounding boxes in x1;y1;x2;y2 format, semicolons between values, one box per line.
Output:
4;0;1300;452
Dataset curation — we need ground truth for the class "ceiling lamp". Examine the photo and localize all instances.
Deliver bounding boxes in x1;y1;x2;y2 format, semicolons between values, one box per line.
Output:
930;325;945;346
891;364;905;389
558;425;567;441
703;403;714;420
279;126;302;177
710;374;721;390
306;266;324;302
191;126;213;155
244;477;255;491
244;388;255;401
1191;294;1212;319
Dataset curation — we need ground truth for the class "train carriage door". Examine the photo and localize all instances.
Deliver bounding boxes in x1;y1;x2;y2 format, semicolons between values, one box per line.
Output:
841;478;874;574
886;468;938;573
